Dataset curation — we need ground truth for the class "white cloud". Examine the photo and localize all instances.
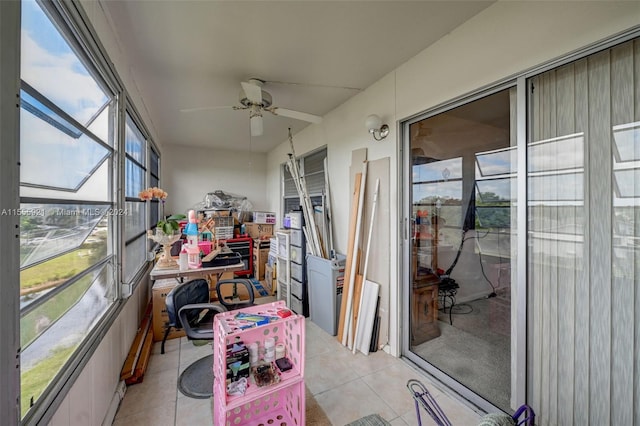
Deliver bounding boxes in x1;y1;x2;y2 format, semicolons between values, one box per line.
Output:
21;31;108;125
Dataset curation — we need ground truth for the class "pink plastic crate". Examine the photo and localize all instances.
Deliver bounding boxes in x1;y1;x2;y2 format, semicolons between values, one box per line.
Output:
215;380;305;426
213;301;305;425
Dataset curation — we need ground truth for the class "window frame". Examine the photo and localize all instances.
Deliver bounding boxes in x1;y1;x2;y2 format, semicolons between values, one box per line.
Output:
17;1;161;423
282;147;327;214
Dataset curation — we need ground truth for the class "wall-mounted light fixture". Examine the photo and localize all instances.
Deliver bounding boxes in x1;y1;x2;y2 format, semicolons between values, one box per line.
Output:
365;114;389;141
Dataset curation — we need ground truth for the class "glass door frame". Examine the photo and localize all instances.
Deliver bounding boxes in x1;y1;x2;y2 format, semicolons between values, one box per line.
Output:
399;80;527;413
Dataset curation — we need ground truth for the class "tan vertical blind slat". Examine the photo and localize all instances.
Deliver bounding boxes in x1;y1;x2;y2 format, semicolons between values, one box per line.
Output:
528;38;640;425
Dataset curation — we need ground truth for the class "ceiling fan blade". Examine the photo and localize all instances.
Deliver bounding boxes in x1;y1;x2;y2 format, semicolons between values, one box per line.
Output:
241;81;263;105
180;105;235;113
270;107;322;124
266;79;362;92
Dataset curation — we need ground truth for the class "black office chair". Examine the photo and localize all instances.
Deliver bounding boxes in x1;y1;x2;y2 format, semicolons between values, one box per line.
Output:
215;278;256;311
162;278;226;354
163;278;228;399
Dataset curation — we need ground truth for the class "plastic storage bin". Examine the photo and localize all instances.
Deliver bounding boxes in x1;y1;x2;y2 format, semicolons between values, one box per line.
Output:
213;301;305;426
307;254;346;336
216;380;305;426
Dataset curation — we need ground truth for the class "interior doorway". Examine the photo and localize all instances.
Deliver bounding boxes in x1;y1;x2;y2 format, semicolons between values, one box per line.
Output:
403;88;516;412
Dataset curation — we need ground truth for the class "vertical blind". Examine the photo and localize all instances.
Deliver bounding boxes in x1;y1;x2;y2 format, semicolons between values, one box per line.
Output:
528;38;639;426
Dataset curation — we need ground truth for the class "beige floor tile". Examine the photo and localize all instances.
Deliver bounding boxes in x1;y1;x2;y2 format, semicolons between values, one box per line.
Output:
314;378;397;425
362;360;426;417
113;398;176;426
389;416;410;426
305;323;335;358
114;307;488;426
433;393;480;425
350;349;401;377
175;396;213;426
305;346;361;395
153;337;181;355
146;347;180;376
115;370;178;419
179;341;213;374
399;390;481;426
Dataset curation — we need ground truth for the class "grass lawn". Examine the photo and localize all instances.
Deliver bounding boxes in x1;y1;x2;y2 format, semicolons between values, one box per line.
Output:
21;344;77;418
20;249;95;291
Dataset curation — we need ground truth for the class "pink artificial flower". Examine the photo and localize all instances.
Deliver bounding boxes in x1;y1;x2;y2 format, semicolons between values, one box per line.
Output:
138;189;153;200
152;187;168;199
139;187;168;200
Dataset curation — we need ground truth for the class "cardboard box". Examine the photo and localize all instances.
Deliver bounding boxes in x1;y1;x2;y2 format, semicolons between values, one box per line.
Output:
265;264;276;295
152;279;186;342
244;223;274;239
252;211;276;224
253;239;271;280
153;274;238;342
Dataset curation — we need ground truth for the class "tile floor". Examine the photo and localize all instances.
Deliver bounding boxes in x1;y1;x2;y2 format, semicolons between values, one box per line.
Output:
113;318;481;425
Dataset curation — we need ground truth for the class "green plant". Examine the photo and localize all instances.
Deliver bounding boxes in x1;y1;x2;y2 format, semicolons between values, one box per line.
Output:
157;213;186;234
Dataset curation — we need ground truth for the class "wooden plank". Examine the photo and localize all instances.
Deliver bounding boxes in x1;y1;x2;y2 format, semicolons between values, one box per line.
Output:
337;172;363;342
350;271;363;344
343;161;368;348
120;302;153;381
126;327;154;385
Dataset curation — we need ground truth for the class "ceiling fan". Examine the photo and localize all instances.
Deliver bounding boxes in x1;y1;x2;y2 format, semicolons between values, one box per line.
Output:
181;78;323;136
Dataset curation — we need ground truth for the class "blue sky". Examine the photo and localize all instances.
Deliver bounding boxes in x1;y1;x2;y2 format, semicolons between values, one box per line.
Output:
21;0;109;126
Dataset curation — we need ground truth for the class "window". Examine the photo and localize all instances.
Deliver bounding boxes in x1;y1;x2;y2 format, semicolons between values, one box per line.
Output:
283;148;327;213
124;113;149;283
149;147;160;232
19;1;116;419
474;147;516;256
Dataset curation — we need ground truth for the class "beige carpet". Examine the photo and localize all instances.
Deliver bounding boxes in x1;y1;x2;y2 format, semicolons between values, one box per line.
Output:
306;385;332;425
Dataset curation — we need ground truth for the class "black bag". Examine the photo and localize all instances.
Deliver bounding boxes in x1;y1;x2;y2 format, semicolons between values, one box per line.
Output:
202;251;242;267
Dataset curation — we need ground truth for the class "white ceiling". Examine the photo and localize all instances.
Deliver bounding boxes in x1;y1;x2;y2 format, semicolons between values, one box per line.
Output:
99;1;494;152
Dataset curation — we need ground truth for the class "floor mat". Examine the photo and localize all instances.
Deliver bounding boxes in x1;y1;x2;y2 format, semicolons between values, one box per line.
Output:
178;354;213;399
345;414;391;426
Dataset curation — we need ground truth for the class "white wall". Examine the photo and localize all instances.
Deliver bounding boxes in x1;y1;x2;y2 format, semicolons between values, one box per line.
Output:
266;1;640;356
80;0;161;145
162;144;268;215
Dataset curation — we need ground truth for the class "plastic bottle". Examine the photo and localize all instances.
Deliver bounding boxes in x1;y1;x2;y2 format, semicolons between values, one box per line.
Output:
179;245;188;271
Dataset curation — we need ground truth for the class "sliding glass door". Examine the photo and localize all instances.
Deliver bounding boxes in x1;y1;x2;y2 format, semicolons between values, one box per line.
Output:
402;35;639;421
404;88;517;412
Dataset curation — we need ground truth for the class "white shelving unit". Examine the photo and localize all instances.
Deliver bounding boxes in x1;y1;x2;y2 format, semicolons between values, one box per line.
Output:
275;231;291;308
286;211;307;316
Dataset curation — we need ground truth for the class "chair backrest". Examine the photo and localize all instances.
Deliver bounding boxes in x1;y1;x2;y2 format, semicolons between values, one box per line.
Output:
165;279;210;328
215;278;255;310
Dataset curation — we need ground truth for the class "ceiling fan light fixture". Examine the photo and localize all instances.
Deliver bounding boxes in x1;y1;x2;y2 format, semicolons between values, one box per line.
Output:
249;111;263;136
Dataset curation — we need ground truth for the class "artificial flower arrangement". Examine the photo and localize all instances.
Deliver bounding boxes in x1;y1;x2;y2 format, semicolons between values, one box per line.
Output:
138;187;186;234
